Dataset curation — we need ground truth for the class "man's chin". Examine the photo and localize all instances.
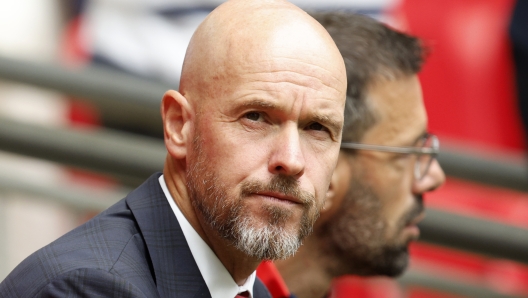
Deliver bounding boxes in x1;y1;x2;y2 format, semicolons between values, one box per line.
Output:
377;245;410;277
231;219;303;260
349;244;410;277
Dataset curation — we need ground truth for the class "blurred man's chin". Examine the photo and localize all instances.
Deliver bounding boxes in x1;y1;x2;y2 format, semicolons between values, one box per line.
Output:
374;245;410;277
345;244;410;277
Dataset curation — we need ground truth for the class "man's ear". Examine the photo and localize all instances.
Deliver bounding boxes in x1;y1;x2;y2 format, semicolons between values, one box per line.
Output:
322;170;339;213
319;154;352;224
316;171;340;227
161;90;193;159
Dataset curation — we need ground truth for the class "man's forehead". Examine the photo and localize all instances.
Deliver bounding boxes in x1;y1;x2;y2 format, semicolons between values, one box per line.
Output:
209;41;347;114
222;25;346;86
364;75;427;144
232;60;344;95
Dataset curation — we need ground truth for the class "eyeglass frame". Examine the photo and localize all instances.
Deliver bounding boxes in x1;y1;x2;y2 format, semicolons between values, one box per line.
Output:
339;133;439;180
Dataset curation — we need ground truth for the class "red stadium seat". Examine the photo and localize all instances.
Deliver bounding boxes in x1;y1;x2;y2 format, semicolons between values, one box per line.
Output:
390;0;524;151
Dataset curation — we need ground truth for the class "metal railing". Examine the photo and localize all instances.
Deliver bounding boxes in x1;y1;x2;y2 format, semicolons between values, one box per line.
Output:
0;55;170;137
0;117;165;187
438;146;528;192
0;165;127;212
399;269;518;298
419;209;528;264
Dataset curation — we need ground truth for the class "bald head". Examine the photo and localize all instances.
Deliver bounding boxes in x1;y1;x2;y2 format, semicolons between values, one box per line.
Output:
161;0;347;270
179;0;346;105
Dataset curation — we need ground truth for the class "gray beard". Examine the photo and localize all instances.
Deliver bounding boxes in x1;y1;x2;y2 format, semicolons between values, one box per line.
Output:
186;133;319;260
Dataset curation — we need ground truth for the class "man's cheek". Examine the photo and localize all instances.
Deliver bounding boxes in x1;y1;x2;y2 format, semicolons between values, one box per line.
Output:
314;158;335;187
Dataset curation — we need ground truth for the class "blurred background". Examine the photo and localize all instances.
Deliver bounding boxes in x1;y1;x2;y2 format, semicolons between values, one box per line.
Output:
0;0;527;297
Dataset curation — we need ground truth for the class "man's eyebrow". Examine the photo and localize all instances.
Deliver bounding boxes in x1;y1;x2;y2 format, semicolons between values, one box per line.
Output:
236;99;343;136
238;99;278;110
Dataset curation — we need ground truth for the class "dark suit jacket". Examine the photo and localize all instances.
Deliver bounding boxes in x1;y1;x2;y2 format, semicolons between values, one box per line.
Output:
0;173;271;298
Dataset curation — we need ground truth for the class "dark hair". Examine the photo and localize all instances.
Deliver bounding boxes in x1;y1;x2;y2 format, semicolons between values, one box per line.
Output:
311;12;425;142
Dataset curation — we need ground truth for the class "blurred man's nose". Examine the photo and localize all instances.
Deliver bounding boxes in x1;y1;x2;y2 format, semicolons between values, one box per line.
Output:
413;159;445;194
268;126;305;178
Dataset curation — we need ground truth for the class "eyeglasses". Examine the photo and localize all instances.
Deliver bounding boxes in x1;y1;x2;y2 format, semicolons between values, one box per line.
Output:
340;133;439;181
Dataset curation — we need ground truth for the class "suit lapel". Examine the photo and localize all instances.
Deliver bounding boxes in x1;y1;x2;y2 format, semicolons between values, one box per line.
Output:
126;173;211;298
253;278;272;298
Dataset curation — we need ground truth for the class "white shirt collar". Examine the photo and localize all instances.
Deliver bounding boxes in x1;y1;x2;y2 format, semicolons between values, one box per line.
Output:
159;175;256;298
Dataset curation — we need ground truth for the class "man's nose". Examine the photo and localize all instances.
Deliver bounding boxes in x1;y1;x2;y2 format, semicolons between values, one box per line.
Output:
268;126;305;178
413;159;446;194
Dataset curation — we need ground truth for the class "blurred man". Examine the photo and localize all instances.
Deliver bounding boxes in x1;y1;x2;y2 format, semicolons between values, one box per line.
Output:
272;13;446;298
0;1;347;297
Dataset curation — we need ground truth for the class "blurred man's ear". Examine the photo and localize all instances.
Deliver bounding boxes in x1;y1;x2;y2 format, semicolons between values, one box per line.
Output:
161;90;193;159
318;153;352;224
323;173;338;212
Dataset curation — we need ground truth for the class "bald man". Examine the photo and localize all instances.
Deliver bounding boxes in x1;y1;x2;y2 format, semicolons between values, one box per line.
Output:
0;1;347;297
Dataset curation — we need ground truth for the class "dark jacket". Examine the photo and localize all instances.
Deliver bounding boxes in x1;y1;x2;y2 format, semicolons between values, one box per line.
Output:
0;173;271;298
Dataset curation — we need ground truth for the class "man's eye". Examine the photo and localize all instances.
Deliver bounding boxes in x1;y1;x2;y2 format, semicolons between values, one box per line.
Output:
245;112;262;121
307;122;326;131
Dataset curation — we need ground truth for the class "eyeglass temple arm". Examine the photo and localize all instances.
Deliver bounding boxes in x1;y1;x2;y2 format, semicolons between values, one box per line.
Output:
340;143;439;155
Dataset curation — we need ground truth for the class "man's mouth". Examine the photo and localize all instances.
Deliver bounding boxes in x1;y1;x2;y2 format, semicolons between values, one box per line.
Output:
253;191;302;205
406;212;425;227
402;212;426;240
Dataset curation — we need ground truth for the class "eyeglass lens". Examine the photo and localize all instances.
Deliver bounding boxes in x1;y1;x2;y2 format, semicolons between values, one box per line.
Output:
416;135;436;180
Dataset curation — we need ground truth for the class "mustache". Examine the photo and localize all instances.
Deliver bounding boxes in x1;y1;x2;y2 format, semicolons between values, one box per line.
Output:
240;175;315;207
